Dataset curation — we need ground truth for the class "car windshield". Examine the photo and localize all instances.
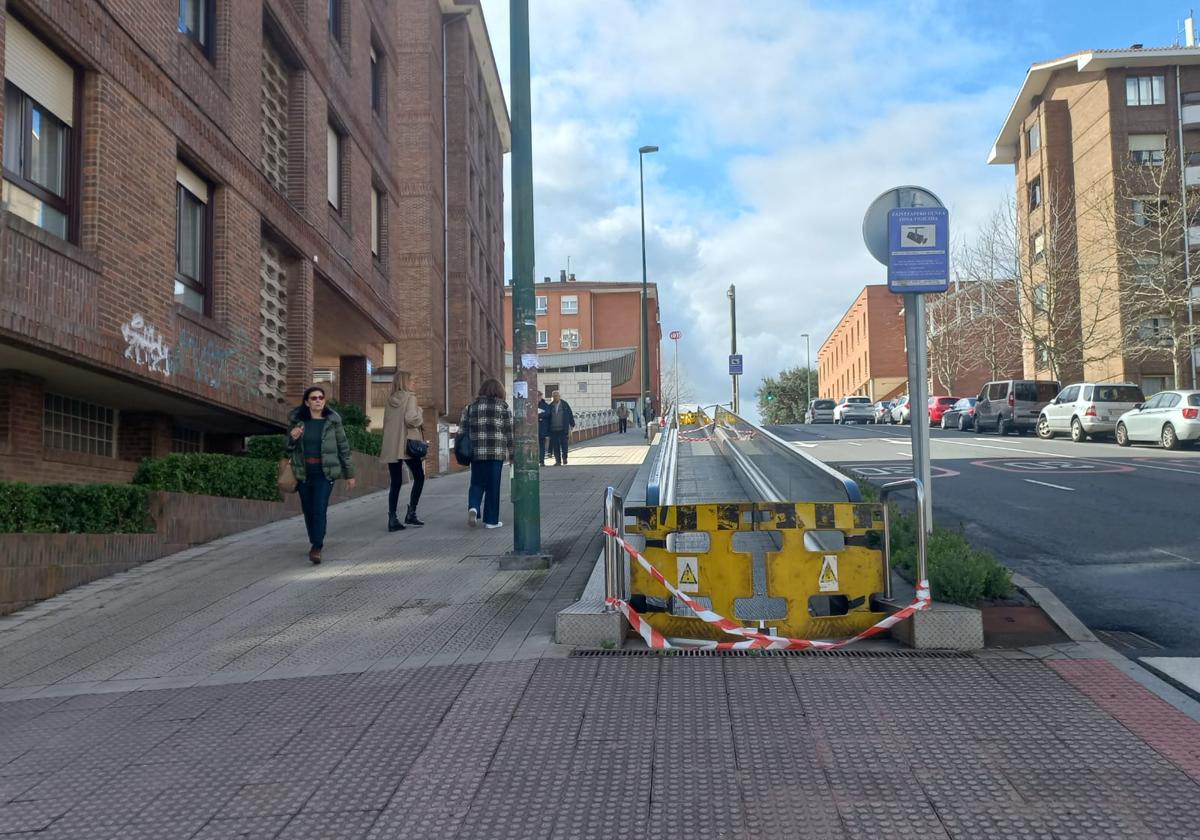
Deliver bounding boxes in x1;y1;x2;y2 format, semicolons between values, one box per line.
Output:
813;400;835;409
1014;382;1060;402
847;397;871;404
1093;385;1145;403
956;398;976;408
936;397;956;405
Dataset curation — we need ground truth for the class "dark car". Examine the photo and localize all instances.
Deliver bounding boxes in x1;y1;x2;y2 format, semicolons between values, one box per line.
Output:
940;397;977;431
975;379;1061;436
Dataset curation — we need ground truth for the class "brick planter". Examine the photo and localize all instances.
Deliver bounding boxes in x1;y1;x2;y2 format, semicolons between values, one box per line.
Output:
0;452;390;616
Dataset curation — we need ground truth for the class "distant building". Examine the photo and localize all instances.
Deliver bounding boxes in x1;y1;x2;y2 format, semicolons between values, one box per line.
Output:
925;281;1024;398
817;285;906;400
502;277;662;412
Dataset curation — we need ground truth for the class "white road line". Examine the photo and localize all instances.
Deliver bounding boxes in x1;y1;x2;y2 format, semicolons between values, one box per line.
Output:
1022;478;1074;491
932;437;1200;474
1153;548;1197;564
843;442;862;447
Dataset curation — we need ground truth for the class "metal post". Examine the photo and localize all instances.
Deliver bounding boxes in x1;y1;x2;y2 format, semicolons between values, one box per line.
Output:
728;283;739;413
603;486;625;610
509;0;541;553
801;332;811;410
638;146;658;441
672;336;679;412
880;477;929;600
904;294;933;530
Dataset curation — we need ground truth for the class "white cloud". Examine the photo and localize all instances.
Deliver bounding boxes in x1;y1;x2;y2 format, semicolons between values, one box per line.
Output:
481;0;1019;419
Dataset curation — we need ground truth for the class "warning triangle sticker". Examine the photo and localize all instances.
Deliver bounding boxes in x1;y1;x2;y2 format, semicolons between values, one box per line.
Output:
680;565;698;586
819;564;836;585
818;556;838;592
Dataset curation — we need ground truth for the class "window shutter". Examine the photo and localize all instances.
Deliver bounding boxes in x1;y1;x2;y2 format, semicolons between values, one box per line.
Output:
370;188;379;254
327;125;339;209
176;162;209;204
4;18;75;127
1129;134;1166;152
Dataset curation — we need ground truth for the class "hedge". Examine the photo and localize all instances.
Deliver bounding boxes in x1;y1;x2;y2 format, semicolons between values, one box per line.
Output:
133;453;278;502
246;428;383;460
0;482;152;533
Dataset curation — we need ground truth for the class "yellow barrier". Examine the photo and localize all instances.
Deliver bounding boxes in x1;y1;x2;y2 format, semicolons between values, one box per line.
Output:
624;502;887;640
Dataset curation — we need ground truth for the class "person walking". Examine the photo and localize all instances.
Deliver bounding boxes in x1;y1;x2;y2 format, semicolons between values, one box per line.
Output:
548;390;575;465
379;370;426;532
287;386;356;564
461;378;513;528
537;390;551;465
616;404;629;434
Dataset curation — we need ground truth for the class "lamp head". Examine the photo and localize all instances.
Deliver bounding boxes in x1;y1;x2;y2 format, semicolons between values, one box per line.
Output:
638;145;659;154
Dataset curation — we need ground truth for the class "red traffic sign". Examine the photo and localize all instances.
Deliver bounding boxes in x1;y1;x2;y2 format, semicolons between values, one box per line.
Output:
669;330;682;340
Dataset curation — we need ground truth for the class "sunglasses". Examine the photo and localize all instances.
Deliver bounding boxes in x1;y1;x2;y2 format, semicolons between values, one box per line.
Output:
307;395;326;402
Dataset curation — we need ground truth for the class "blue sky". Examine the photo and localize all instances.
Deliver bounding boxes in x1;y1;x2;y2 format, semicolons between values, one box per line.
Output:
479;0;1192;419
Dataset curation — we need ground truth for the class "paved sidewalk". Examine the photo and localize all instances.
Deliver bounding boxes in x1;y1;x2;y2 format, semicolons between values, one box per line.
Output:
2;430;1200;838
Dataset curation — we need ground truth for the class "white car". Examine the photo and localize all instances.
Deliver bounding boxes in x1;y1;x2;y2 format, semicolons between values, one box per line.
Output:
834;395;875;424
890;396;911;425
1115;390;1200;449
1037;382;1144;442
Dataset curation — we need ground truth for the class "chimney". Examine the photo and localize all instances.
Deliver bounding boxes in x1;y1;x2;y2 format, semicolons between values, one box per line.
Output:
543;276;550;282
568;273;576;282
1188;16;1196;47
559;269;567;282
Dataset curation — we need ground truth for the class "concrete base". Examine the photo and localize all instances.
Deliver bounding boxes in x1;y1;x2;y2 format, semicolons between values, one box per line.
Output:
554;552;625;648
891;601;984;651
499;552;552;571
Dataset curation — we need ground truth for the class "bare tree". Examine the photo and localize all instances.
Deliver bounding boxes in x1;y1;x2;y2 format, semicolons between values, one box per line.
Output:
956;200;1023;381
661;364;696;410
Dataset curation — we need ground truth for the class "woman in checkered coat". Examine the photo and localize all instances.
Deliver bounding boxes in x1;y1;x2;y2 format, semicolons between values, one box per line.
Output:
460;378;514;528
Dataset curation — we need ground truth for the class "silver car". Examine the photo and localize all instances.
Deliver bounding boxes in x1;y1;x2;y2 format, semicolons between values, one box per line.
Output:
890;395;911;425
872;401;893;423
834;395;875;424
1037;382;1145;442
1115;390;1200;450
805;399;836;424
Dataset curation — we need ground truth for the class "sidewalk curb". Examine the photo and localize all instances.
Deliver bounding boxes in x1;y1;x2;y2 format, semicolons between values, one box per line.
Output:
1011;571;1200;723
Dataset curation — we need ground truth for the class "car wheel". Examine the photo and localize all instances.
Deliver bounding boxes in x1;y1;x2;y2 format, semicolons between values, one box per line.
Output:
1162;423;1181;451
959;415;968;432
996;416;1008;436
1070;418;1086;443
974;415;983;434
1036;416;1053;440
940;416;948;430
1115;422;1130;447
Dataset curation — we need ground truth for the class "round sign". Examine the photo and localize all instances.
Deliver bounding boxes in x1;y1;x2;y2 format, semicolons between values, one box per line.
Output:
862;185;944;266
669;330;682;340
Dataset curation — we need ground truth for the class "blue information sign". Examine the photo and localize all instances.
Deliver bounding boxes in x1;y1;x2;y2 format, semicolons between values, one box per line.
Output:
886;206;949;294
728;354;743;375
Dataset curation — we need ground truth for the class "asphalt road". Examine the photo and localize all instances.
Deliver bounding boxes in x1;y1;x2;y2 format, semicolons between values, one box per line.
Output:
767;420;1200;660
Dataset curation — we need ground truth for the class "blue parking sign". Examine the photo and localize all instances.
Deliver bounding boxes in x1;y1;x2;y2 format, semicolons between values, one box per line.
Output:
728;354;743;375
887;207;949;294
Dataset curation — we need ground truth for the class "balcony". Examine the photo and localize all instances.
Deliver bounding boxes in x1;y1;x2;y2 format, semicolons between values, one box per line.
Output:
1184;103;1200;126
1190;225;1200;248
1188;153;1200;187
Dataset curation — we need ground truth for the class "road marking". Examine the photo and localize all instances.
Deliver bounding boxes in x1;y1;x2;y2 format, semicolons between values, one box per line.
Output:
934;437;1200;475
1152;548;1196;564
1022;478;1074;491
843;441;862;447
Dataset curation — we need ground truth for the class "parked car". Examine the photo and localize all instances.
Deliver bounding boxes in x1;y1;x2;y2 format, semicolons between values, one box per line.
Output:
928;396;959;426
1115;390;1200;449
940;397;977;431
872;401;894;424
974;379;1060;435
804;399;836;424
1037;382;1145;442
834;395;875;424
890;396;911;425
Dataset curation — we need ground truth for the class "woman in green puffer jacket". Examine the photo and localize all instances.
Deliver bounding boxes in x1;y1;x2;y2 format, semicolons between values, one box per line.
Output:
286;386;356;564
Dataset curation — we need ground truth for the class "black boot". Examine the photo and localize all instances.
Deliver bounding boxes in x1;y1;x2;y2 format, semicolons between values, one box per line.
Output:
388;512;405;532
404;505;425;527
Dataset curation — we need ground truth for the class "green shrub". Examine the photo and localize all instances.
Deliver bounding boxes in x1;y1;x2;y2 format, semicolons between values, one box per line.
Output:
329;400;369;429
345;426;382;457
245;435;287;461
0;482;152;533
133;454;278;502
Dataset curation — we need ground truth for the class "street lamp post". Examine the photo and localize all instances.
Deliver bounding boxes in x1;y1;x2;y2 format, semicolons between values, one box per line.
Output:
668;330;682;411
639;145;658;441
727;284;738;413
800;332;811;411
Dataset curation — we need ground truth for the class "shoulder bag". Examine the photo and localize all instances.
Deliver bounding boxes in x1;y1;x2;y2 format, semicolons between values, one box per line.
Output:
277;456;298;493
454;405;474;466
406;439;429;459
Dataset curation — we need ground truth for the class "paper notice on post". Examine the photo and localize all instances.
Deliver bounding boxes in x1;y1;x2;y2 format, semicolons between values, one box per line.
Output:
521;353;538;369
513;381;528;399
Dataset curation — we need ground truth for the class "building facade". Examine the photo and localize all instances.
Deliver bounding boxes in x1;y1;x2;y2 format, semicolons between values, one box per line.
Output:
990;43;1200;392
502;277;662;411
0;0;507;483
817;285;906;401
926;280;1024;398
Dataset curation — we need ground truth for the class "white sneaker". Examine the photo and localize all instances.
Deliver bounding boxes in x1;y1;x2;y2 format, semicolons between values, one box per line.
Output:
468;508;479;528
485;522;503;529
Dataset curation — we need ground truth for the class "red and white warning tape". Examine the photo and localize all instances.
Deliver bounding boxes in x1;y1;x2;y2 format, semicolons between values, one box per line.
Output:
601;526;930;650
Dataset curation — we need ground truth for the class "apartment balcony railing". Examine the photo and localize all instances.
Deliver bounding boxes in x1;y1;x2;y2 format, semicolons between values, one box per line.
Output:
1184;103;1200;126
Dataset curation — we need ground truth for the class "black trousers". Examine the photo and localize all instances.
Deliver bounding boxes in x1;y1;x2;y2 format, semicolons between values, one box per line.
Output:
618;418;628;433
550;430;569;464
539;434;549;463
387;457;425;514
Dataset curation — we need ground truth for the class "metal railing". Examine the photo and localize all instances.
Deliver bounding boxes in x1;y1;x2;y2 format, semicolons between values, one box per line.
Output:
645;408;679;506
603;486;626;611
879;478;928;602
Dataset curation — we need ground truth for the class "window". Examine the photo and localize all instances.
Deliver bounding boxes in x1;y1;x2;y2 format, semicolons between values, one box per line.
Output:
536;329;548;348
328;0;343;44
560;295;578;314
1133;255;1160;283
327;122;343;211
1057;385;1080;403
560;328;580;349
1032;231;1045;262
178;0;214;58
1034;340;1051;367
171;426;202;453
1126;75;1166;106
1028;177;1042;210
2;20;76;241
1026;120;1040;156
1131;198;1163;227
370;44;382;115
175;162;210;315
578;381;588;393
1130;134;1166;166
1032;283;1047;311
535;295;548;314
370;184;384;259
1138;316;1172;343
43;393;115;457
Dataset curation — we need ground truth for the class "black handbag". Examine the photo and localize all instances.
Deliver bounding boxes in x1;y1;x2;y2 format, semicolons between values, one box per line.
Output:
406;439;429;459
454;407;474;465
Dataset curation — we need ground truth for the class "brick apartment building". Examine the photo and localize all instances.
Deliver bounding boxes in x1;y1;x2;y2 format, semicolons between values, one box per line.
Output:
989;41;1200;392
502;276;662;411
0;0;507;483
926;280;1023;398
817;285;905;401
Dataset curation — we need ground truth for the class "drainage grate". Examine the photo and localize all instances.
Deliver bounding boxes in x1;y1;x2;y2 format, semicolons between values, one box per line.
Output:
1094;629;1165;653
570;648;970;659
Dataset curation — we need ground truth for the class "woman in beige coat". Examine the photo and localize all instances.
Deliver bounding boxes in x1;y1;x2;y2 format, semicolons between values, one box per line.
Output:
379;370;426;531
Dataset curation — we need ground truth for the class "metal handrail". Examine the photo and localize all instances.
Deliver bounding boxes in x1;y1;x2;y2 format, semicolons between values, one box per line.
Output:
879;478;928;601
603;486;626;611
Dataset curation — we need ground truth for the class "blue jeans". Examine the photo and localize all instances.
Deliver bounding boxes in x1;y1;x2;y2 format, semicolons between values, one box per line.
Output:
298;464;334;549
468;459;504;525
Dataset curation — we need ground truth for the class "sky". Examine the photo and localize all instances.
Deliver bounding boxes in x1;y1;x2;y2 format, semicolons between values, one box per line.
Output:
477;0;1193;420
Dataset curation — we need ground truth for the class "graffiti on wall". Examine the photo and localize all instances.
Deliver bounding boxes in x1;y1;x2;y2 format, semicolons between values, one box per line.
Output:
121;314;171;375
169;324;268;406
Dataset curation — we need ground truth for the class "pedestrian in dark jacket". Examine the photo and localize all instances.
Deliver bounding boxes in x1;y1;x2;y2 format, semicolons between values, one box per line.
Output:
548;390;575;465
461;378;514;528
536;391;551;465
287;386;356;564
379;370;426;532
616;404;630;434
